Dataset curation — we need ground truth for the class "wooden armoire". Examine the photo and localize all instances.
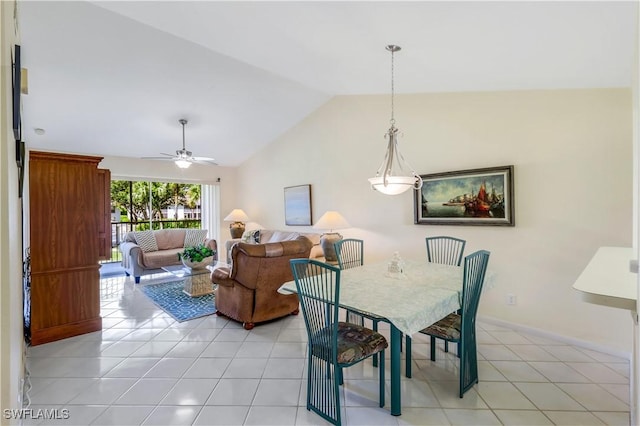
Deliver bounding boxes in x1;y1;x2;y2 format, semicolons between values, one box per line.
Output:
28;151;110;345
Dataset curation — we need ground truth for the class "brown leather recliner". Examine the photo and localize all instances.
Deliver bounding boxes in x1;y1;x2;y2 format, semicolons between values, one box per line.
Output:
211;236;312;330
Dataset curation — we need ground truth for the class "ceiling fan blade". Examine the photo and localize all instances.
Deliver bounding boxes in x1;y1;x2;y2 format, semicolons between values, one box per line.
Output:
141;156;175;161
141;152;177;160
192;157;218;166
142;120;218;166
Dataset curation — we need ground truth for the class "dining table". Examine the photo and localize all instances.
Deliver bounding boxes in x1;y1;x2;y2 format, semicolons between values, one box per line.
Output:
279;258;464;417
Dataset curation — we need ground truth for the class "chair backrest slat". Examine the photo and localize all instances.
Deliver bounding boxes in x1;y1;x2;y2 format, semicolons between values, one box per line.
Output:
425;236;466;266
334;238;364;270
461;250;490;325
458;249;490;397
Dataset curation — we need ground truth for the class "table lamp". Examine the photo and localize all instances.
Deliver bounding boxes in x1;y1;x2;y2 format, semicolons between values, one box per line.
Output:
224;209;250;239
313;211;350;263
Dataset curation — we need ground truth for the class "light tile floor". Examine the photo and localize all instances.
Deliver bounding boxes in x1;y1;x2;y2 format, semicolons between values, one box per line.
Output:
23;273;631;425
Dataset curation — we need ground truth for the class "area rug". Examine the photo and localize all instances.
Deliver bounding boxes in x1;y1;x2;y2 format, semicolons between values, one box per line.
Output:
140;280;216;322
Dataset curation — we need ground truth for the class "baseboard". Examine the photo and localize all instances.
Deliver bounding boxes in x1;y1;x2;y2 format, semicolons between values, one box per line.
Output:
29;317;103;346
477;314;632;361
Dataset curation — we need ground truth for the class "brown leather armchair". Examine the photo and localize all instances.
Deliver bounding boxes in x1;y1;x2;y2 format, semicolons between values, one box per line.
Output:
211;236;312;330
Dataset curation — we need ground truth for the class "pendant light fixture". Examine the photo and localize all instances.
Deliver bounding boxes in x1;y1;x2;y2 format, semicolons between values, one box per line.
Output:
368;45;423;195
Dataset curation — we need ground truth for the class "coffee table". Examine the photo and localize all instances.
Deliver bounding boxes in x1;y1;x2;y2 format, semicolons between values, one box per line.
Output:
161;264;217;297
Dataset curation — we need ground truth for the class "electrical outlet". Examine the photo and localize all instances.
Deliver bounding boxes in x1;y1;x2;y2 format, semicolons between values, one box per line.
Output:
507;294;517;305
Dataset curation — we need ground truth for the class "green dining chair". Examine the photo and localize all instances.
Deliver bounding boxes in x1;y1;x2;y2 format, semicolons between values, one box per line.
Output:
426;236;466;267
290;259;387;426
334;239;366;324
334;238;364;271
418;250;490;398
424;236;467;355
334;239;412;375
334;239;393;370
403;236;467;377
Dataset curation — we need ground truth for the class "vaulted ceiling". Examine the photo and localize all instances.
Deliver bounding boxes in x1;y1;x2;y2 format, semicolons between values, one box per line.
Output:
18;1;637;167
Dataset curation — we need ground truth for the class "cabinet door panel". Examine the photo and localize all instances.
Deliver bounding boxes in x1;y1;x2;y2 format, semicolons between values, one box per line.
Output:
97;169;112;261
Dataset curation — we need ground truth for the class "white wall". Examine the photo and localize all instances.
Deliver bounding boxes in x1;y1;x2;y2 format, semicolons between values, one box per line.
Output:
632;4;640;423
236;89;633;353
1;0;25;420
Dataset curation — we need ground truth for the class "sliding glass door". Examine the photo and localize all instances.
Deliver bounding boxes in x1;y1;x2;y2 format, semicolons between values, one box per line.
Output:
107;179;218;262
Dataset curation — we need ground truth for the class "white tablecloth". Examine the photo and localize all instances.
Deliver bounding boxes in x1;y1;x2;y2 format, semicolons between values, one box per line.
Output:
280;259;463;336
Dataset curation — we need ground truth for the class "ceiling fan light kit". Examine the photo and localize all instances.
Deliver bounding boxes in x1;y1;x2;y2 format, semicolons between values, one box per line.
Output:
175;159;191;169
174;119;193;169
142;118;217;168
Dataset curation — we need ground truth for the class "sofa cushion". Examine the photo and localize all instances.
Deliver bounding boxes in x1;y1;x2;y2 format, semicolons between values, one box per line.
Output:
184;229;208;247
154;229;186;250
310;245;324;259
141;247;183;269
226;229;323;264
133;231;159;253
300;232;321;246
264;230;300;243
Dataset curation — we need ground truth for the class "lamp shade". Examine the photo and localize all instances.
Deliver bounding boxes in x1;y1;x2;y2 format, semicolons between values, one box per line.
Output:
224;209;250;222
313;211;350;232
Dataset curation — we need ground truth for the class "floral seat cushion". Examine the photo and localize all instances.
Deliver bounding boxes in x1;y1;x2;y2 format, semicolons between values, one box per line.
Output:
311;322;388;365
421;313;461;341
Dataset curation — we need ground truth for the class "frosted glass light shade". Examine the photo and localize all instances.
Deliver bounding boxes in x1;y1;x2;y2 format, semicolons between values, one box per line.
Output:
368;175;420;195
313;211;350;232
175;159;191;169
224;209;250;222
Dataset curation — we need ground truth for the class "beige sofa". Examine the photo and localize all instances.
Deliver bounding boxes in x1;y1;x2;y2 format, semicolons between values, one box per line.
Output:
225;229;323;263
120;228;217;283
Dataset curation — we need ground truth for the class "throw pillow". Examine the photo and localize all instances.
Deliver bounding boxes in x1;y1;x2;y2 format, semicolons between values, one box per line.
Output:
132;230;159;253
184;229;208;247
240;229;254;243
241;229;260;244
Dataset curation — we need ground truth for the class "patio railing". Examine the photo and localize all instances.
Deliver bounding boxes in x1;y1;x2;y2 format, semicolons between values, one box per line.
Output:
105;219;201;263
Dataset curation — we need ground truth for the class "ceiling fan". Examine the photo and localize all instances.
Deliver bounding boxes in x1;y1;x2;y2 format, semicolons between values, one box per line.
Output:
143;118;217;168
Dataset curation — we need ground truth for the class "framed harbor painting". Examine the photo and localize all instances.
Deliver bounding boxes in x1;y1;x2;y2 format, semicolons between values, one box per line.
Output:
284;184;312;226
414;165;514;226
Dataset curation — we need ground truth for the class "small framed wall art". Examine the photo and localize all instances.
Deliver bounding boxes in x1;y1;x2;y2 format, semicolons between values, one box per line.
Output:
284;184;312;226
414;165;515;226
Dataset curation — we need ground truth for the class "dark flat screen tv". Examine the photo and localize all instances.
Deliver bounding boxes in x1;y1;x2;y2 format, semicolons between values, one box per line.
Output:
12;44;21;142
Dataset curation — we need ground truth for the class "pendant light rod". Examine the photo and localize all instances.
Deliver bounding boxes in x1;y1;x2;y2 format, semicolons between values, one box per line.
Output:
179;118;188;150
386;45;400;125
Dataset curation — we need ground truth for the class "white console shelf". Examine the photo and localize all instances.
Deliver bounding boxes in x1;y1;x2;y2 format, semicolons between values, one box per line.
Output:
572;246;637;311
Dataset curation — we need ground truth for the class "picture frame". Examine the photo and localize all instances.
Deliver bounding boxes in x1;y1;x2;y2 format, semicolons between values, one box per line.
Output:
284;184;312;226
414;165;515;226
